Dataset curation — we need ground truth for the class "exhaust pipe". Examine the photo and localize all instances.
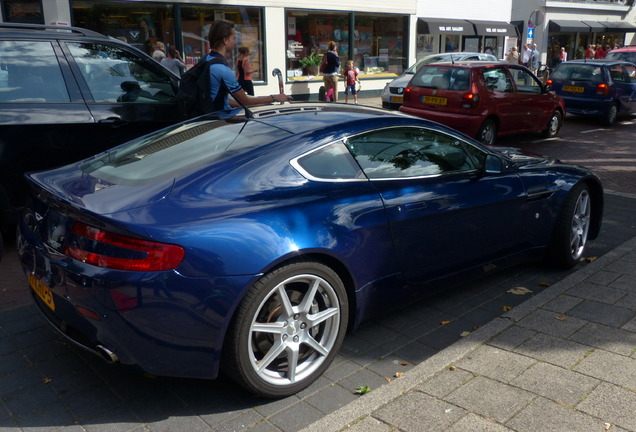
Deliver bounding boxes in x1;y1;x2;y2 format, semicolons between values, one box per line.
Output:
95;345;119;364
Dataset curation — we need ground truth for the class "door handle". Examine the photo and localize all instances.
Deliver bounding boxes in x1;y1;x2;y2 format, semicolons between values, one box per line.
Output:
98;117;126;126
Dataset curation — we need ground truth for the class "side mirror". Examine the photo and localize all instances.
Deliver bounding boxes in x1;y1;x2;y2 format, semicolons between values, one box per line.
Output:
544;84;552;92
484;154;503;174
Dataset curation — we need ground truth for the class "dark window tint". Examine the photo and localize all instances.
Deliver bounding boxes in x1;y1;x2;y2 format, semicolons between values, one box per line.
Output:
345;127;477;179
296;142;363;180
67;42;176;103
0;41;70;103
411;66;470;91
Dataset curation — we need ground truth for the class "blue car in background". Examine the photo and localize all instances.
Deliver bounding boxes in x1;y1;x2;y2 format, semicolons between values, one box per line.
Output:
17;103;603;398
547;59;636;125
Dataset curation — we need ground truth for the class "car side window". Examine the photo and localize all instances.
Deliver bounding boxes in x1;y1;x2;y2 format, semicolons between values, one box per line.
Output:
0;41;70;103
609;64;627;83
66;42;176;103
295;142;364;180
482;67;513;93
345;128;477;179
509;67;542;94
624;64;636;83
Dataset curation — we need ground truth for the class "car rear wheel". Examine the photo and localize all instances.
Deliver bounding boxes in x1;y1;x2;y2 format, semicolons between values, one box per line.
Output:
603;103;618;126
224;261;348;398
476;120;497;145
542;111;562;138
546;183;591;269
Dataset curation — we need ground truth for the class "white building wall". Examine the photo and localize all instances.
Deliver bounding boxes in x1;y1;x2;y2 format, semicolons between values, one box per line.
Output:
417;0;513;22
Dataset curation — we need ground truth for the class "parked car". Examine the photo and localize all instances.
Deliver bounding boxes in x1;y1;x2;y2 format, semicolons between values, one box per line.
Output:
546;59;636;126
605;45;636;64
18;103;603;398
0;23;181;256
400;62;565;145
381;52;498;110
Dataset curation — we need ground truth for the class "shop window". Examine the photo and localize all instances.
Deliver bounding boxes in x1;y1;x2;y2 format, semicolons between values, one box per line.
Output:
286;10;407;82
1;0;42;24
179;5;263;80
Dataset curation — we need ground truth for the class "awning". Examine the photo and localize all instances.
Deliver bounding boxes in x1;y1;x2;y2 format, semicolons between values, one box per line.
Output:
417;18;475;36
549;20;590;32
469;20;518;37
581;21;606;32
599;21;636;32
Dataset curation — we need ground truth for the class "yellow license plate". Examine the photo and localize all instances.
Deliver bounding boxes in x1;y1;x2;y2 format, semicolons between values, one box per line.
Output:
422;96;448;106
28;273;55;311
390;96;403;103
563;85;584;93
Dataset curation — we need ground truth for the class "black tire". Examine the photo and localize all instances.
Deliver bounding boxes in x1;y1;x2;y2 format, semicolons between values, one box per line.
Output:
542;111;562;138
602;103;618;126
545;183;592;269
0;230;3;263
223;260;348;398
476;119;497;145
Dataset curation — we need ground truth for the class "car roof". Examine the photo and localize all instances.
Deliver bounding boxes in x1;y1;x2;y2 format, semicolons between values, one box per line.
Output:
418;61;509;68
560;59;627;66
608;46;636;53
0;22;109;41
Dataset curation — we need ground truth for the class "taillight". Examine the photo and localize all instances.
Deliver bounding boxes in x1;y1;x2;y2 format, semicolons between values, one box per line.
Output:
596;83;610;96
63;222;184;271
546;79;553;86
404;86;412;102
462;93;479;108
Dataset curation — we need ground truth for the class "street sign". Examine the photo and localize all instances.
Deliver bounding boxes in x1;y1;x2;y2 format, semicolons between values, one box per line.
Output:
527;28;535;39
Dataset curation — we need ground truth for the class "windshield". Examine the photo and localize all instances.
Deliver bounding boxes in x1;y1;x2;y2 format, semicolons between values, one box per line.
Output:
81;117;291;185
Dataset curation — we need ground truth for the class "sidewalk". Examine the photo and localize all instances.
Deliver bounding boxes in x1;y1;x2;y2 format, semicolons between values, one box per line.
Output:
301;236;636;432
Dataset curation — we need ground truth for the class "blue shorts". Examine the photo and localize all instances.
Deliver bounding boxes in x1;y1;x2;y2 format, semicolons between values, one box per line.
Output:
345;84;357;95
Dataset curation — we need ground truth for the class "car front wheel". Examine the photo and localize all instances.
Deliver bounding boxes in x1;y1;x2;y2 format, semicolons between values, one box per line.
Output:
224;261;348;398
476;119;497;145
542;111;562;138
546;183;592;269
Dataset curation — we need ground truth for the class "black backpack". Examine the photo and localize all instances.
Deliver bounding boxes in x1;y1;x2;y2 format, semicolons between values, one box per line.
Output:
176;57;227;119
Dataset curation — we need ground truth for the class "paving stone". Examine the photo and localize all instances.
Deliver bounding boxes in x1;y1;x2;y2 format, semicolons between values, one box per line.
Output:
569;322;636;357
252;395;301;418
268;401;324;432
574;349;636;390
454;345;535;383
487;325;536;350
337;416;394;432
514;333;591;368
446;413;515;432
510;362;600;406
445;376;535;423
215;409;264;432
79;404;143;432
541;295;582;314
567;300;635;327
604;260;636;278
578;382;636;431
364;354;415;379
516;309;587;338
619;292;636;310
323;359;362;382
373;391;466;432
584;270;622;286
506;396;607;432
609;274;636;292
305;382;358;414
335;368;389;396
418;368;474;398
244;420;281;432
623;316;636;332
147;415;212;432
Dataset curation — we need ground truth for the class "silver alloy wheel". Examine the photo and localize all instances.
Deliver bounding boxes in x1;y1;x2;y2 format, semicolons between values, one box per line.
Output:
478;121;496;145
548;113;560;135
570;189;591;261
247;273;341;386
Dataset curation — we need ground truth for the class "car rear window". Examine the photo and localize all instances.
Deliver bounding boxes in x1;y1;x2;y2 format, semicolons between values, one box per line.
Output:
550;64;604;83
81;118;291;185
410;66;470;91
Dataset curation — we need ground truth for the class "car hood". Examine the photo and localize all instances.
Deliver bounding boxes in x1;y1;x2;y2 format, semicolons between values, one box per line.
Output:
25;162;174;215
388;73;414;88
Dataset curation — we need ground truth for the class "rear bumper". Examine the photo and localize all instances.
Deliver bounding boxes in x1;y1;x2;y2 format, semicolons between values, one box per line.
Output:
561;96;612;116
400;106;483;137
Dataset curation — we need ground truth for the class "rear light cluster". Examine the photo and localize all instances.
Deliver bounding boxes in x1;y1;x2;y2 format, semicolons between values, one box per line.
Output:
596;83;610;96
63;222;184;271
462;93;480;109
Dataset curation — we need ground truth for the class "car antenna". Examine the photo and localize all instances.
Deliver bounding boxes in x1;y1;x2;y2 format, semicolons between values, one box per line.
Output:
450;53;455;64
226;83;254;119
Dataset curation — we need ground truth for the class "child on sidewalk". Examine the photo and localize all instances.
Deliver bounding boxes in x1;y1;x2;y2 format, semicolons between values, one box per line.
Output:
343;60;360;104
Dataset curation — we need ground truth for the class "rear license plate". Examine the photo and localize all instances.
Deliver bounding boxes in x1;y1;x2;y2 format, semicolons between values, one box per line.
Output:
390;96;403;103
422;96;448;106
28;273;55;311
563;85;584;93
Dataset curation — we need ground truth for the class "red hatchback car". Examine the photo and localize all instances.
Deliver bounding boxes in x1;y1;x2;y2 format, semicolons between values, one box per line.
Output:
400;62;565;144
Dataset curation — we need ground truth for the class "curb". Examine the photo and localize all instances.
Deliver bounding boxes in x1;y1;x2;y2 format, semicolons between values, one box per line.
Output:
300;234;636;432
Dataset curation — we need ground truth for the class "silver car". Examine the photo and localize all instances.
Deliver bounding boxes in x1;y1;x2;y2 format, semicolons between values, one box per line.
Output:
381;52;498;109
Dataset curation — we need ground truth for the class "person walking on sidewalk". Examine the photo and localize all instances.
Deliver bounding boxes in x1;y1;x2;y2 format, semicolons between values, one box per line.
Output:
204;20;289;111
236;46;256;96
343;60;360;104
321;41;340;102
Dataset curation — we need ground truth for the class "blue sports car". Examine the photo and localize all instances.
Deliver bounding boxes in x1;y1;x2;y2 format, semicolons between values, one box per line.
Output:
18;103;603;397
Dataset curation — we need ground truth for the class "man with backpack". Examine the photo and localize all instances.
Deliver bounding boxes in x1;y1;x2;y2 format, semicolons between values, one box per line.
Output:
183;20;289;117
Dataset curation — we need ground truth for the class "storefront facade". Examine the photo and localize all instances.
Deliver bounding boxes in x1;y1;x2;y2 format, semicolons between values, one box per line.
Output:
513;0;636;68
415;0;517;60
0;0;417;98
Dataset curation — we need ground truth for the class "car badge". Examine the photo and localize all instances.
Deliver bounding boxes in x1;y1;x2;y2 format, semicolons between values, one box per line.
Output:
432;90;437;95
397;88;403;94
35;211;44;222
